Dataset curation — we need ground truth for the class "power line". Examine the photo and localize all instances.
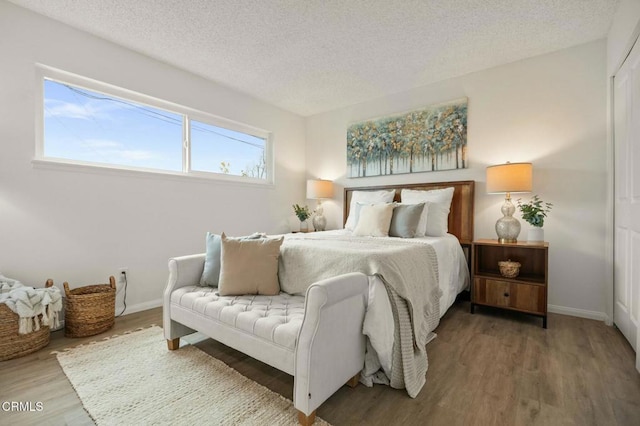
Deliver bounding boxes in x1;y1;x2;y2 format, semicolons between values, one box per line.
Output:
61;84;265;150
64;85;182;127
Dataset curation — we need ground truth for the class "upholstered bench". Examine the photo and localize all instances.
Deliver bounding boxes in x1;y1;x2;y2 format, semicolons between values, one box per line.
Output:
163;253;369;425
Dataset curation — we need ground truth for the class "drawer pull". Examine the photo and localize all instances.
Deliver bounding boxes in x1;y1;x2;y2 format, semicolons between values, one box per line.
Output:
503;292;510;297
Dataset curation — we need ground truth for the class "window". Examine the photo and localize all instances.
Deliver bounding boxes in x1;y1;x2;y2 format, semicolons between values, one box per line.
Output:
39;69;272;183
190;119;267;179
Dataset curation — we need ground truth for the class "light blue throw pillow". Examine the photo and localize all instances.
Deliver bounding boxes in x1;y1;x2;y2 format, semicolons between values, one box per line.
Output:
199;232;266;287
200;232;222;286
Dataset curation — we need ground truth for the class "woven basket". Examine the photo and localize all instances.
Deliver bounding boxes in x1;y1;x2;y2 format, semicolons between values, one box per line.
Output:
64;276;116;338
498;259;521;278
0;279;54;361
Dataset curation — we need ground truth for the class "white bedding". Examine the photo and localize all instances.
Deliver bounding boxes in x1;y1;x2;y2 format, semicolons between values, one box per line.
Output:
299;230;469;380
318;230;469;313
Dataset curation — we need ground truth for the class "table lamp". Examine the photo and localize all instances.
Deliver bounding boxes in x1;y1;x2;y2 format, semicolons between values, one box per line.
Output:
486;162;532;243
306;179;334;231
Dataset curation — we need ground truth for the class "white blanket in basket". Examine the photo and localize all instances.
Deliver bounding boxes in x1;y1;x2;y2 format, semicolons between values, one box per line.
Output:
0;274;62;334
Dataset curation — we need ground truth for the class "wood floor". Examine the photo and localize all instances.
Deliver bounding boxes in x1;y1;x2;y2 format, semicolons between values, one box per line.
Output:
1;302;639;425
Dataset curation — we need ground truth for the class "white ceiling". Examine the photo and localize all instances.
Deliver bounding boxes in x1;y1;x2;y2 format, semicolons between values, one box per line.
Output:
9;0;620;116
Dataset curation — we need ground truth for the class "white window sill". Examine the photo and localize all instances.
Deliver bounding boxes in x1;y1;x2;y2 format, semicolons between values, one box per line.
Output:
31;158;275;188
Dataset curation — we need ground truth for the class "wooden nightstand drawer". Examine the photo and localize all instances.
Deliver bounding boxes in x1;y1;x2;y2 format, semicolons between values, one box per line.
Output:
474;278;510;307
474;278;545;314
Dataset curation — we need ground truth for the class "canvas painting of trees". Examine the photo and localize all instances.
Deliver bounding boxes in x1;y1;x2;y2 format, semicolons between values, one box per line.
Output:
347;98;468;177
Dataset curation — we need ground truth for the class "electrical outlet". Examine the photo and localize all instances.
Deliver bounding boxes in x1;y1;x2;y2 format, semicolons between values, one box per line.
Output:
117;268;128;285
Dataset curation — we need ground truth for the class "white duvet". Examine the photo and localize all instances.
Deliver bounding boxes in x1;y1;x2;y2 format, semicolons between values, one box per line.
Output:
316;230;469;378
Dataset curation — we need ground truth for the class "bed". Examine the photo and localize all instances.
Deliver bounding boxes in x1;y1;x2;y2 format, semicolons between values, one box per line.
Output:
278;180;474;396
344;179;474;316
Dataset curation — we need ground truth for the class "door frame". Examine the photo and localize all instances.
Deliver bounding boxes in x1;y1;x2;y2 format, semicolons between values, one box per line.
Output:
610;21;640;372
608;20;640;328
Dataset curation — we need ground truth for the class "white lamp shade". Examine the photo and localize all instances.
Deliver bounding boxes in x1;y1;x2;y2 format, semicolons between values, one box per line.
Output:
306;179;334;199
486;162;533;193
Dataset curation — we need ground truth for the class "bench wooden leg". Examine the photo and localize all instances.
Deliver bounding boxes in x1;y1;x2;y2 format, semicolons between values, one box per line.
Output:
297;410;316;426
346;373;360;388
167;338;180;350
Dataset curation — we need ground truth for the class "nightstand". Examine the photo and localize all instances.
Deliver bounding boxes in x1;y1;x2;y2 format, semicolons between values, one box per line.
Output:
471;239;549;328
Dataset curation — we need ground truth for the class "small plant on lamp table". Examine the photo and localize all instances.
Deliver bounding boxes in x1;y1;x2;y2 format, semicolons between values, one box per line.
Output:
517;195;552;242
292;204;311;232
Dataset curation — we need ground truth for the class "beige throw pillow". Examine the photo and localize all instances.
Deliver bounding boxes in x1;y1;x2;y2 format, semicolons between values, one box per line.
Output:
218;233;284;296
352;203;395;237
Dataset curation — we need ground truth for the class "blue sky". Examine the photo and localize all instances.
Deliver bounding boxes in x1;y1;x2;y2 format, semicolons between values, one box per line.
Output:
44;79;265;176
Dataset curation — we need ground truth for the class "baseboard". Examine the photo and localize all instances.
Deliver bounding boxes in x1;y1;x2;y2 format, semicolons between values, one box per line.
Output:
49;298;162;331
547;304;608;322
117;299;163;316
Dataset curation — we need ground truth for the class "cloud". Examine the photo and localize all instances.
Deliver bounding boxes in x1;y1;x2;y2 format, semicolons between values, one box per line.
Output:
82;139;122;149
79;139;157;162
44;99;101;120
117;150;156;161
44;98;132;121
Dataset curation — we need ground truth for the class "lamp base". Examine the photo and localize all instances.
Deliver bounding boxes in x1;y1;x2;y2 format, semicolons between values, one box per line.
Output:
312;214;327;231
312;200;327;231
495;196;521;243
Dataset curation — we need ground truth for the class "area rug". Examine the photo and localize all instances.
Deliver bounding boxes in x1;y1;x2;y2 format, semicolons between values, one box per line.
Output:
55;326;330;425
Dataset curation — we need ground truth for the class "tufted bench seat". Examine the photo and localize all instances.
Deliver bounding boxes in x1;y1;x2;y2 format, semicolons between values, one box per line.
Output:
164;253;369;425
170;286;305;373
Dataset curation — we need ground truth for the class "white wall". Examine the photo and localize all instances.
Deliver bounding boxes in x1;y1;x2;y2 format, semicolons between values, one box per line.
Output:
0;1;306;313
306;41;608;319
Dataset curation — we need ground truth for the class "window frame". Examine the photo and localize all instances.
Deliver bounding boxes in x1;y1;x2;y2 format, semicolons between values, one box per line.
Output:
35;65;274;185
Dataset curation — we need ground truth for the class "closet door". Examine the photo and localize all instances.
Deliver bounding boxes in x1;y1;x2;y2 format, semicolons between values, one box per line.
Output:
614;37;640;371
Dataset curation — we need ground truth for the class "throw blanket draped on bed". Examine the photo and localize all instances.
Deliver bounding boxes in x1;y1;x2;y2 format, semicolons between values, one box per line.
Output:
278;233;441;397
0;275;62;334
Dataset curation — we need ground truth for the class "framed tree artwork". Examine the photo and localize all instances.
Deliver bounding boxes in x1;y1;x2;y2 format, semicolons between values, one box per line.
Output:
346;98;468;178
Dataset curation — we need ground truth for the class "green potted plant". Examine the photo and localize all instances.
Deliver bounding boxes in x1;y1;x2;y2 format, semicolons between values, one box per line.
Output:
292;204;311;232
517;195;552;242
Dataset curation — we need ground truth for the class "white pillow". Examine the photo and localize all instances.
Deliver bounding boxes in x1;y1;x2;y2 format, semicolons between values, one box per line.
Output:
345;189;396;230
352;203;395;237
401;187;455;237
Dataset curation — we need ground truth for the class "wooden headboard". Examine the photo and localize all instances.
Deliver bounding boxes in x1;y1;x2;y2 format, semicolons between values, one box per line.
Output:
344;180;475;246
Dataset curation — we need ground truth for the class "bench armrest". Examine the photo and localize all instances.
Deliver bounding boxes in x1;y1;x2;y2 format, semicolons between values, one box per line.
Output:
294;272;369;415
166;253;206;292
163;253;205;340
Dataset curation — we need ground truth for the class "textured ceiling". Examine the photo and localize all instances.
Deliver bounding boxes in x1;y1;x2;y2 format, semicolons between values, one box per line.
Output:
9;0;619;116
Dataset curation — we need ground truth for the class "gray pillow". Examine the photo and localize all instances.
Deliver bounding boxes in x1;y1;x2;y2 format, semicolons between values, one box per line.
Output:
200;232;265;287
389;203;425;238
